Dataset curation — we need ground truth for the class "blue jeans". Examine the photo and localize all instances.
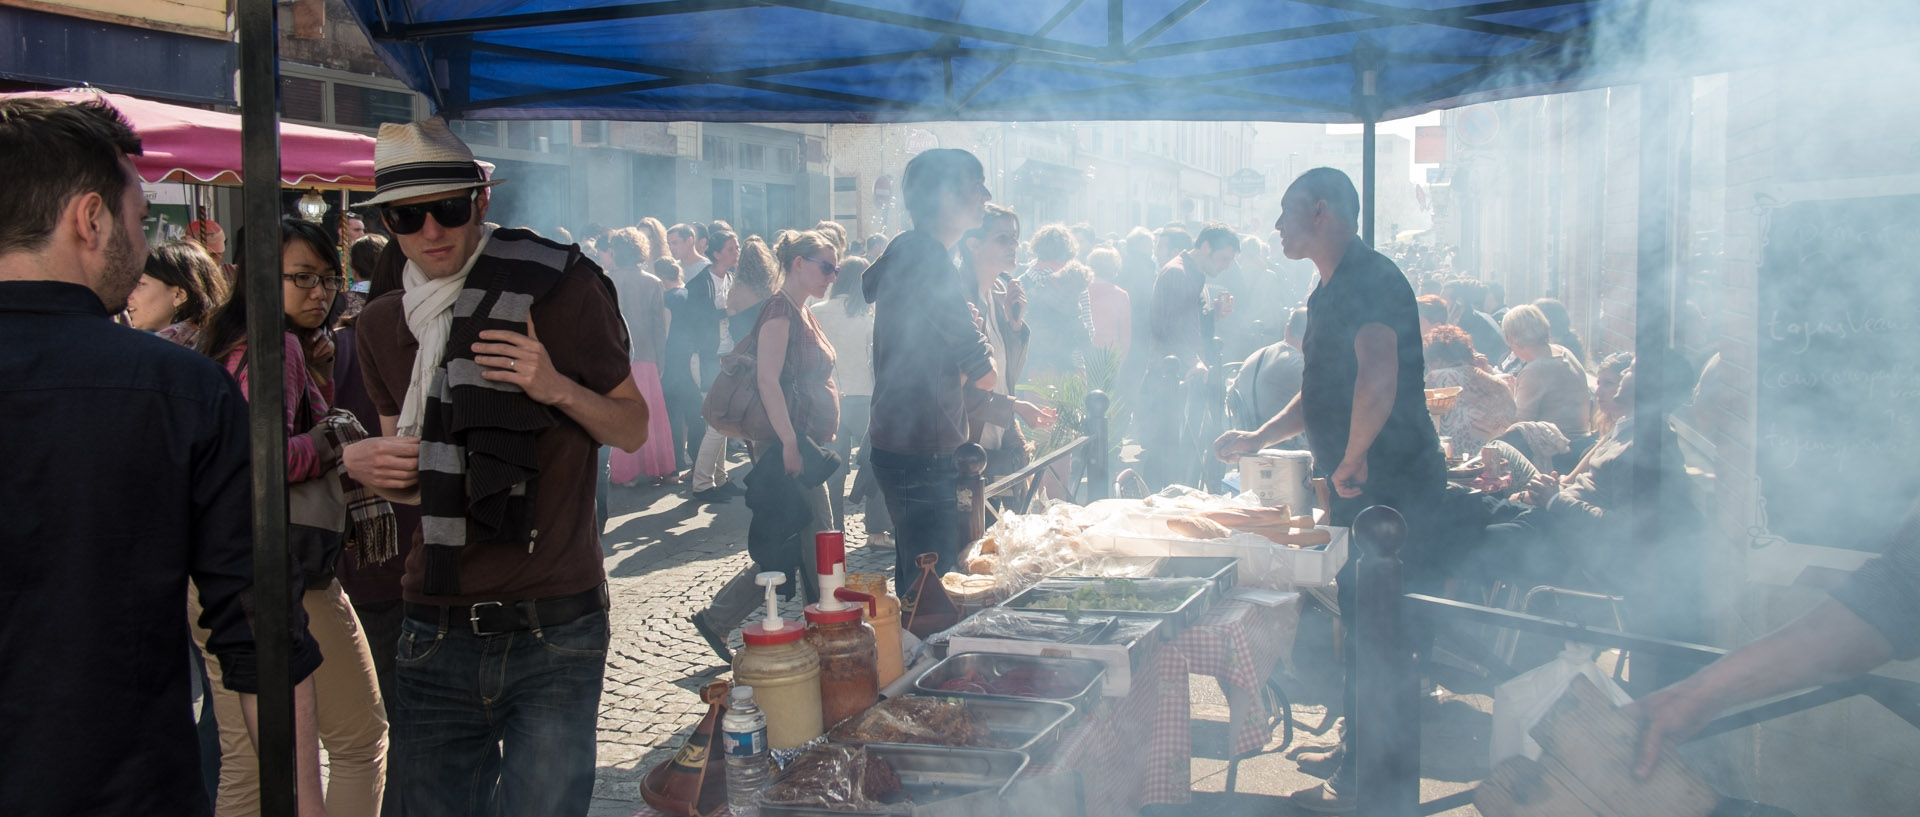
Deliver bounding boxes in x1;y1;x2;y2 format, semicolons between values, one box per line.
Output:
392;607;609;817
869;448;960;598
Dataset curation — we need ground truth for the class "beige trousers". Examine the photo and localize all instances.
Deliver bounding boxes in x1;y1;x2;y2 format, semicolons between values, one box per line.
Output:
690;426;732;491
190;578;389;816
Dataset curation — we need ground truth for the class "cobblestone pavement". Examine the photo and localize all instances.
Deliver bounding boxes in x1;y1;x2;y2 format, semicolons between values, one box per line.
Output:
587;460;896;816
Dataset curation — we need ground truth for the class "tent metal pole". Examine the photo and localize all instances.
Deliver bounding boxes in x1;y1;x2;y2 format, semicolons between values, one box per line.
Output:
1631;78;1675;638
1363;118;1377;246
237;0;294;814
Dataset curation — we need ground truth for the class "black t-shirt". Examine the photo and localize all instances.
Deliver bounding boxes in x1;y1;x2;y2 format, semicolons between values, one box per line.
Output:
1301;237;1444;491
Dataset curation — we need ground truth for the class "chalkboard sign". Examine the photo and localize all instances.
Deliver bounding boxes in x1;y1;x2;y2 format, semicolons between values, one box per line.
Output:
1757;194;1920;552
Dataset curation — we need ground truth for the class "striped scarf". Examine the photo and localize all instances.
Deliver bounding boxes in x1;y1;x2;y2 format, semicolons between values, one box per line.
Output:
415;229;572;596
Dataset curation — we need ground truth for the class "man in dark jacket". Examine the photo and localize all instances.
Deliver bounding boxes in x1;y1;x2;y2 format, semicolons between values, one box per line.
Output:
0;96;326;817
863;148;998;603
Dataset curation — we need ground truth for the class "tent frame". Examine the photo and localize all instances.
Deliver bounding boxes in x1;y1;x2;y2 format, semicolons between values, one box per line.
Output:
360;0;1603;121
233;2;1696;813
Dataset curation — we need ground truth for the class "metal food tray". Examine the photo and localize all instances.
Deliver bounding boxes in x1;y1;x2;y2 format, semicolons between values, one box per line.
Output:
1001;576;1215;635
912;652;1106;718
1055;556;1240;600
758;743;1029;817
829;696;1076;757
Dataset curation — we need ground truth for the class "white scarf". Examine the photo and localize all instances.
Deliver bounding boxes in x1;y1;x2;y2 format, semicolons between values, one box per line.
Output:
397;226;493;436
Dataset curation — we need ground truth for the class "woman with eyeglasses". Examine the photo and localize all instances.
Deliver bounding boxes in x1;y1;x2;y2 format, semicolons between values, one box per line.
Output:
688;229;842;663
193;218;389;816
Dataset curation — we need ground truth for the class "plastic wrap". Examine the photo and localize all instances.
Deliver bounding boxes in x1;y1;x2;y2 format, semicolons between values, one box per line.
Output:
957;501;1111;595
1053;554;1166;579
1012;577;1210;614
924;606;1157;651
759;743;908;812
828;697;993;747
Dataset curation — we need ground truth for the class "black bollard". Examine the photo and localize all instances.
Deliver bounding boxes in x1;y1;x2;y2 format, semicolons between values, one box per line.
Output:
956;442;988;547
1354;504;1418;817
1085;390;1110;502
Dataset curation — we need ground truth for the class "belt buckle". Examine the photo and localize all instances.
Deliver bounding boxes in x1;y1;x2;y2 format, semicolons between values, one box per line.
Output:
469;601;505;635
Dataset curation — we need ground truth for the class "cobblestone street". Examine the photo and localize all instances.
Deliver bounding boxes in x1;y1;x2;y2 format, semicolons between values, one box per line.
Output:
587;461;896;816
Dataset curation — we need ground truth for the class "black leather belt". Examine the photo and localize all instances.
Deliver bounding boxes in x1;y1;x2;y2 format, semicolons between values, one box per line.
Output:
405;583;608;636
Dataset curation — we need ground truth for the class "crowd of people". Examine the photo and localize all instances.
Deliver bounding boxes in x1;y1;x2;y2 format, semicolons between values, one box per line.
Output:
9;95;1920;817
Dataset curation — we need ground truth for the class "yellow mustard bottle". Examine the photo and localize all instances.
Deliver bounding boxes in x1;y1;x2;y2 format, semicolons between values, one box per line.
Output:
730;572;823;750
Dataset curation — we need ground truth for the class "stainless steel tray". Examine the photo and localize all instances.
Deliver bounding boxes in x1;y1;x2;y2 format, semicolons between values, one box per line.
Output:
912;652;1106;718
1001;576;1215;635
829;696;1075;757
1055;556;1240;600
758;743;1029;817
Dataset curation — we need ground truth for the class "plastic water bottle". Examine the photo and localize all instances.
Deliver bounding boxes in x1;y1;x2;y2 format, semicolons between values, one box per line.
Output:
722;685;771;817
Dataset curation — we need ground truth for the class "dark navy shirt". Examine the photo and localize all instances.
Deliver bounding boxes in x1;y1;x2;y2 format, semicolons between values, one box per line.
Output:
0;280;321;815
1300;237;1444;497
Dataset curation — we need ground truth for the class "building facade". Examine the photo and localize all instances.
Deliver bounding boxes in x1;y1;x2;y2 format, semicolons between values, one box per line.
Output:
827;120;1256;244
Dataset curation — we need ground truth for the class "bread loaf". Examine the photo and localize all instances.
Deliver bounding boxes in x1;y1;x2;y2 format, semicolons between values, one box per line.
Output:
1168;516;1235;540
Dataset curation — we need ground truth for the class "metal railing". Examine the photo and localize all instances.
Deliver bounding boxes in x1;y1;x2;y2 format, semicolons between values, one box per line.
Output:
1348;505;1920;817
961;391;1110;543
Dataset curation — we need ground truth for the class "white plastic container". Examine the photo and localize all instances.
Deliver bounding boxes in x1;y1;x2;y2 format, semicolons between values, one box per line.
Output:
1239;449;1314;513
1080;512;1350;588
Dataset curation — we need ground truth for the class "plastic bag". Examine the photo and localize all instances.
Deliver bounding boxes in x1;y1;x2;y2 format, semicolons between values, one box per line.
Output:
1490;645;1633;766
964;502;1103;593
828;697;992;747
759;743;908;811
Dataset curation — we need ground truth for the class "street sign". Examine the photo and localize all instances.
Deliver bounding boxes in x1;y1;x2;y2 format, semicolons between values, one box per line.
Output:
1226;168;1266;198
1415;125;1447;164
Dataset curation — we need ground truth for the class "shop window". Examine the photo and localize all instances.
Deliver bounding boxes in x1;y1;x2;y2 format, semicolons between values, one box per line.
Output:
451;120;498;146
774;147;796;175
703;135;730;169
833;176;857;192
507;121;535;151
738;143;765;171
578;121;607;145
334;85;413;128
283;76;325;123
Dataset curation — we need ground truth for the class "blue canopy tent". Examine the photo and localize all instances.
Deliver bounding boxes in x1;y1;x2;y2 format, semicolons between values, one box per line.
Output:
342;0;1611;124
226;2;1913;814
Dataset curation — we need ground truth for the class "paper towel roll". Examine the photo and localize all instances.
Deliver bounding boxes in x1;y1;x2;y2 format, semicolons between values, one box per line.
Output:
1241;449;1314;512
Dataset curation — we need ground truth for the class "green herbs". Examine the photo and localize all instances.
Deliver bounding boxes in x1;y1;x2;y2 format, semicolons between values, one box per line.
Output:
1027;579;1180;617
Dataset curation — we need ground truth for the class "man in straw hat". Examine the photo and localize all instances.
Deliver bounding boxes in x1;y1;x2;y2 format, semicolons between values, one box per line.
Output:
342;117;648;815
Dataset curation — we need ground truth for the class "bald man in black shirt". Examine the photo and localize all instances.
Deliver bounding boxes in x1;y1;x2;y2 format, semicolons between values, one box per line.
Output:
1215;167;1443;813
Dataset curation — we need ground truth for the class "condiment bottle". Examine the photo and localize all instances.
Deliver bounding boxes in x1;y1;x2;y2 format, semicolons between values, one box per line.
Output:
732;571;824;750
804;532;880;728
847;573;904;687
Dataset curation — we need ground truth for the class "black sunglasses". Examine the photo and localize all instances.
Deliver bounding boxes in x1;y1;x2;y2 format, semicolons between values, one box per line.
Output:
380;190;477;235
805;256;840;275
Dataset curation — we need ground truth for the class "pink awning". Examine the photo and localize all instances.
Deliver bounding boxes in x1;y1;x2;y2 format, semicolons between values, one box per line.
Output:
7;89;377;190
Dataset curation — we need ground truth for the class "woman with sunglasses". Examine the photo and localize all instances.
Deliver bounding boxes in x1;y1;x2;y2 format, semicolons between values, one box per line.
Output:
688;229;842;663
957;203;1057;484
194;219;389;816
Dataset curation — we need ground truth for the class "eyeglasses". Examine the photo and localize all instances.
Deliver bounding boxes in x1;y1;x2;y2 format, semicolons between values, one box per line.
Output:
805;256;840;275
380;190;477;235
283;273;347;292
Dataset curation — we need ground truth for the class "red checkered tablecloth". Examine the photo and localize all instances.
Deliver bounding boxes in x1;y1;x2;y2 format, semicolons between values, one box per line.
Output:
1027;640;1192;812
1168;594;1303;758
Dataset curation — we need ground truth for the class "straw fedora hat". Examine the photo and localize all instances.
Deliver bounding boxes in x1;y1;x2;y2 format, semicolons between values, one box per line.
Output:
360;117;503;208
